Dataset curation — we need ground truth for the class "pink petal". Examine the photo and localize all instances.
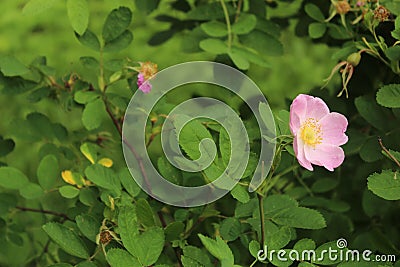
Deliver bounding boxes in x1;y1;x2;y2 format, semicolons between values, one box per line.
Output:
305;96;330;120
304;143;345;171
320;112;348;146
289;94;308;134
293;136;313;171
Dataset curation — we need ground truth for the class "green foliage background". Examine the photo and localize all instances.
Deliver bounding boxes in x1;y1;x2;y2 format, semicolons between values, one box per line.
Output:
0;0;399;267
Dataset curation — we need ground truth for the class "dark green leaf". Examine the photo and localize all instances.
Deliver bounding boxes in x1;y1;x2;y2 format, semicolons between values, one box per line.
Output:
42;222;89;259
102;7;132;43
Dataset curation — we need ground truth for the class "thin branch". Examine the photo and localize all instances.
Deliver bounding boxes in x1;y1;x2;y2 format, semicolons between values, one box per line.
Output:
378;137;400;168
15;206;73;222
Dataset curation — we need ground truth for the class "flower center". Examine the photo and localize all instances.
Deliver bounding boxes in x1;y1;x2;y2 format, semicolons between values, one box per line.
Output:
300;118;322;146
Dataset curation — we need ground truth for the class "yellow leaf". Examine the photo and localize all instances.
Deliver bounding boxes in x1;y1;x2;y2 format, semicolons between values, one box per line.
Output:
80;143;96;164
61;170;75;185
98;158;113;168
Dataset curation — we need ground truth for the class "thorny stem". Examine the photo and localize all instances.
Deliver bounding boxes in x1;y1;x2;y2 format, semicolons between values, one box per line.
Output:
15;206;73;222
378;137;400;168
220;0;232;49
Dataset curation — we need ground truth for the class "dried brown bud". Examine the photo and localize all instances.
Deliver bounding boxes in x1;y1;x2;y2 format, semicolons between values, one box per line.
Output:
374;6;390;22
336;0;351;15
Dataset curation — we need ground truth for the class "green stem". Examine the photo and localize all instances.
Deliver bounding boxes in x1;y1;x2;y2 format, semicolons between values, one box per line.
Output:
220;0;232;49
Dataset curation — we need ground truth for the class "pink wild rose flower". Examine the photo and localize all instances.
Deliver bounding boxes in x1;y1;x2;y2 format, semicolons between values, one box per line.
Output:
136;61;157;94
289;94;348;171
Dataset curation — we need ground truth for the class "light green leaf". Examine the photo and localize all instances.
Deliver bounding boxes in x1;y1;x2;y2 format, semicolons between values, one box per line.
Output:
102;7;132;43
76;214;100;243
22;0;57;15
103;30;133;52
241;30;283;56
59;185;79;198
368;170;400;200
37;154;59;190
305;3;325;22
272;207;326;229
42;222;89;259
75;30;101;51
0;55;30;77
230;184;250;203
136;198;156;228
198;234;234;265
82;98;105;130
308;23;327;39
201;21;227;37
67;0;89;35
220;218;241;242
232;13;257;35
19;183;44;199
84;164;120;193
106;248;141;267
376;84;400;108
182;246;213;267
0;167;29;190
199;38;228;54
228;50;250;70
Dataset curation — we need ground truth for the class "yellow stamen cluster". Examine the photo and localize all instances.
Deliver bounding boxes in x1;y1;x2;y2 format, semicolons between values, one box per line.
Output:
300;118;323;146
139;61;158;80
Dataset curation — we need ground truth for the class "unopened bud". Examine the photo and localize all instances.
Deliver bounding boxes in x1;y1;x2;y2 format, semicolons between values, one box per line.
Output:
347;52;361;66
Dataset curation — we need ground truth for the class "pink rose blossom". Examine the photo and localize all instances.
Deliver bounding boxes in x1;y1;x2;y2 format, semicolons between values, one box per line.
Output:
289;94;348;171
137;73;152;93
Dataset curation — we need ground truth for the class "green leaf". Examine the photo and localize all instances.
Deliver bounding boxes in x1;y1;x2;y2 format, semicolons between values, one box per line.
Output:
75;30;101;51
182;246;212;267
0;55;30;76
135;0;160;14
22;0;57;15
231;13;257;35
198;234;234;265
355;95;390;131
126;227;165;266
230;184;250;203
201;21;227;37
103;30;133;52
19;182;44;199
199;38;228;54
241;30;283;56
305;3;325;22
0;167;29;190
164;221;185;241
368;170;400;200
308;23;327;39
0;136;15;157
102;7;132;43
220;218;241;242
85;164;120;193
376;84;400;108
37;154;59;190
106;248;141;267
42;222;89;259
187;2;235;20
228;50;250;70
82;98;105;130
79;57;100;70
272;207;326;229
76;214;100;243
311;178;339;193
136;198;156;228
231;46;271;68
66;0;89;35
59;185;80;198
